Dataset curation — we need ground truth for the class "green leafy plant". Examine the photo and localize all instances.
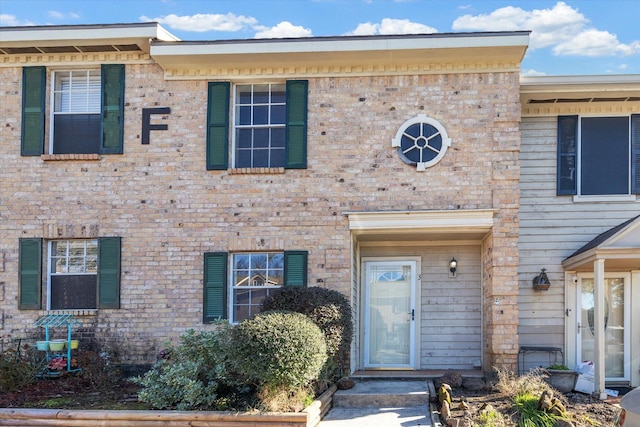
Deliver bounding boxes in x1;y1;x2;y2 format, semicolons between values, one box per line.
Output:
513;392;562;427
226;311;328;411
262;286;352;380
134;326;233;410
546;364;570;370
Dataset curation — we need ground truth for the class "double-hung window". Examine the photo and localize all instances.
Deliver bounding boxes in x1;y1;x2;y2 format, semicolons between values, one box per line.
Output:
231;252;284;322
558;115;640;197
21;65;125;156
235;84;286;168
18;237;121;310
206;80;308;170
202;250;308;323
52;70;102;154
48;240;98;309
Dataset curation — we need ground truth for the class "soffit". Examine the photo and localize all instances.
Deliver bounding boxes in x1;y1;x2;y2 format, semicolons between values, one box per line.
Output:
0;22;178;58
520;74;640;116
150;32;529;79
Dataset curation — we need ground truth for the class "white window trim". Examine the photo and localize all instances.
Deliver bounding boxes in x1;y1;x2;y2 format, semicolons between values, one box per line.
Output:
46;239;98;310
228;251;284;324
391;114;452;171
231;82;286;169
48;69;101;155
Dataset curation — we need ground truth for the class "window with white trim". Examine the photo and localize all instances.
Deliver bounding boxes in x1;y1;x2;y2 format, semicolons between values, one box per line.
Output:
51;70;102;154
234;84;287;168
48;239;98;310
231;252;284;322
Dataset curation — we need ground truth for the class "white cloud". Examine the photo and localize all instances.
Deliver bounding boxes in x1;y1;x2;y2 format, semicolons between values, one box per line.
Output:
346;18;437;36
554;29;640;57
521;69;547;76
0;14;34;26
452;1;640;58
140;13;258;32
253;21;312;39
48;11;80;20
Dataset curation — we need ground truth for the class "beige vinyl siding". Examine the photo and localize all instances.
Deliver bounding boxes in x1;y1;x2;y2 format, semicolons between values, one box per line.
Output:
518;116;639;371
361;244;482;370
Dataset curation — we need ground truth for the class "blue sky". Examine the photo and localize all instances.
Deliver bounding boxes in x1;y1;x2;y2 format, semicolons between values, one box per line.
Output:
2;0;639;76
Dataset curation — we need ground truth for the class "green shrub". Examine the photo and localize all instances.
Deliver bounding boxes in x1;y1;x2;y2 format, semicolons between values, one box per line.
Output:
134;326;232;410
137;360;219;410
227;311;327;391
261;286;352;379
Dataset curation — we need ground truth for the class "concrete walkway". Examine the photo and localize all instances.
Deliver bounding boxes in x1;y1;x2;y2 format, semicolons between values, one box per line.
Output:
318;380;436;427
319;406;433;426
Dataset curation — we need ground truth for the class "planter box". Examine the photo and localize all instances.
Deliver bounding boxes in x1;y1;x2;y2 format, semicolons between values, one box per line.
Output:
0;385;337;427
544;369;578;393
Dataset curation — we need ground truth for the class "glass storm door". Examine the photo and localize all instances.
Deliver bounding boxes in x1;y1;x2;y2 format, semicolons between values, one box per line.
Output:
578;276;629;381
364;260;417;369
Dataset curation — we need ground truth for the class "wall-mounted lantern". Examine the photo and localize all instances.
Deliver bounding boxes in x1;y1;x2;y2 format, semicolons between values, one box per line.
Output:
533;268;550;291
449;257;457;278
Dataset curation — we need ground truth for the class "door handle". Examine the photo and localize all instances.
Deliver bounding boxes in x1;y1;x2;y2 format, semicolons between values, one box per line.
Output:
411;309;415;321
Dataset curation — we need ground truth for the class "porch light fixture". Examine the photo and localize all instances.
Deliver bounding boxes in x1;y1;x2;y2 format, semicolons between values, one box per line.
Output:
449;257;457;278
533;268;550;291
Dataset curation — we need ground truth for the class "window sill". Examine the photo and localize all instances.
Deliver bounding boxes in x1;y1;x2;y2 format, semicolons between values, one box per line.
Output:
229;167;285;175
573;194;637;203
41;154;100;161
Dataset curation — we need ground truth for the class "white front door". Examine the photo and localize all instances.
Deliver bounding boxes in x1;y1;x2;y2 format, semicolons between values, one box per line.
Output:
363;260;418;369
577;274;630;382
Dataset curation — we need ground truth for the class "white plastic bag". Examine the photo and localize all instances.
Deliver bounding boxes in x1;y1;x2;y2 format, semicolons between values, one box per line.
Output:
576;361;594;376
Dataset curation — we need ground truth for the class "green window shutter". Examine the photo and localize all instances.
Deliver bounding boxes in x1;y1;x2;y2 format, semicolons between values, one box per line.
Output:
206;82;230;170
203;252;228;322
284;250;308;287
19;238;42;309
98;237;121;309
285;80;308;169
21;67;46;156
557;115;578;195
101;64;125;154
632;115;640;194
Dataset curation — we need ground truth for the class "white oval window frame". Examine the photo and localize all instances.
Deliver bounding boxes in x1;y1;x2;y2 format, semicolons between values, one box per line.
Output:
391;114;452;171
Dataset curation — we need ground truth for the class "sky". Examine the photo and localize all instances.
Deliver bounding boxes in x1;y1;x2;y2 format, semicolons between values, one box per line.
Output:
1;0;639;76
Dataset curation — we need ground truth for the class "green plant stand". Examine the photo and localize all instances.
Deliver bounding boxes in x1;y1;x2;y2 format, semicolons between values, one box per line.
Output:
34;314;82;377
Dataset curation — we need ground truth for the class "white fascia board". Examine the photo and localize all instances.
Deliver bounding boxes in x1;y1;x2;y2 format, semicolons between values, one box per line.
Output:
520;74;640;93
1;23;179;44
345;209;496;231
150;32;529;57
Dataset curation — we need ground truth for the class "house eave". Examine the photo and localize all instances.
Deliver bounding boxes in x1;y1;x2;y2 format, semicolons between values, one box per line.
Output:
0;22;179;56
520;74;640;115
562;248;640;272
149;32;530;79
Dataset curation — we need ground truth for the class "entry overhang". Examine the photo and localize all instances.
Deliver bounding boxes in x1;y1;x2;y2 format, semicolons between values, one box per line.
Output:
562;215;640;271
345;209;495;242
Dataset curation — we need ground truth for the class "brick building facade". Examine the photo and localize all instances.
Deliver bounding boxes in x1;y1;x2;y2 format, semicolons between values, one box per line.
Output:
0;23;527;371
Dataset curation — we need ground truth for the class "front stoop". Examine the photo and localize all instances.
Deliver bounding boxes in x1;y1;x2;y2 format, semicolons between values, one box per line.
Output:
333;380;430;408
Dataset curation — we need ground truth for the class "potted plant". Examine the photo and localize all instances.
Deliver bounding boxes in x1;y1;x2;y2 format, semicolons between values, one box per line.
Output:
543;364;578;393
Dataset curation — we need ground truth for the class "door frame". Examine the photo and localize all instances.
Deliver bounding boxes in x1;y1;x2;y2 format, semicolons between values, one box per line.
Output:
574;272;631;382
361;257;421;370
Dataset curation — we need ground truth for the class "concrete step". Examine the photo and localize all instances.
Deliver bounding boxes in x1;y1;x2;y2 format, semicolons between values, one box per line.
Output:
332;380;429;408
